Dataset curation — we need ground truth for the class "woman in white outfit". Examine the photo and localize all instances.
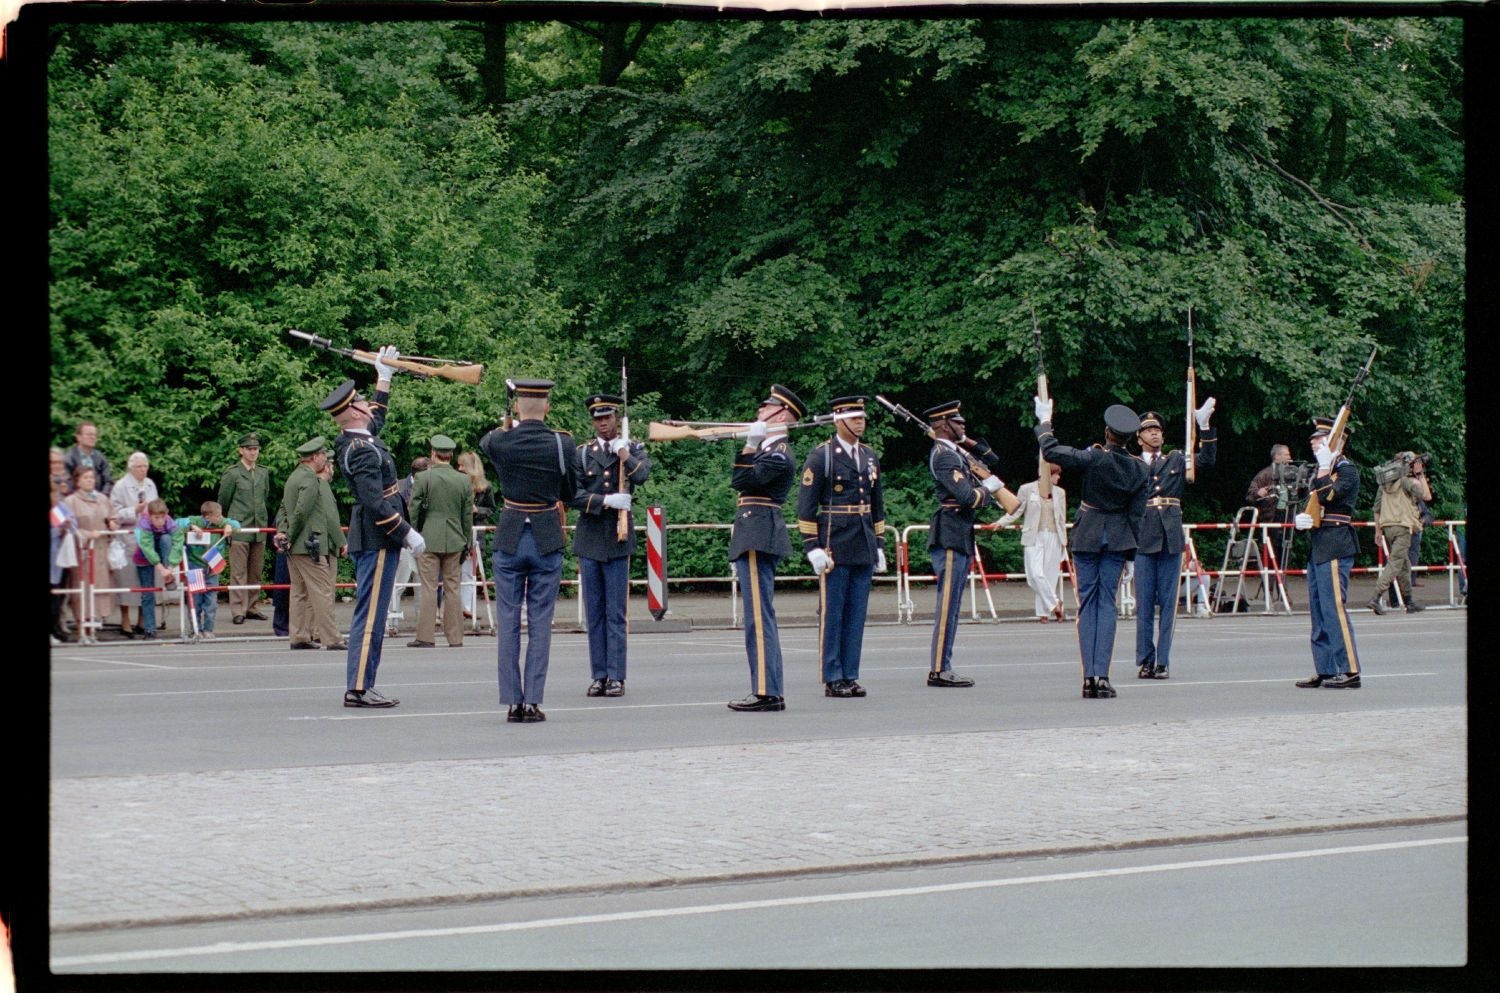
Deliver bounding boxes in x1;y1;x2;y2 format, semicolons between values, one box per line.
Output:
109;452;159;637
997;462;1069;622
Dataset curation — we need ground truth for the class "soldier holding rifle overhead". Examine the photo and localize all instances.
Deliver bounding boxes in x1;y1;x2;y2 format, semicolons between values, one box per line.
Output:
322;346;426;709
569;392;651;698
920;399;1020;689
727;384;806;713
1034;397;1150;699
1293;417;1364;688
796;396;886;699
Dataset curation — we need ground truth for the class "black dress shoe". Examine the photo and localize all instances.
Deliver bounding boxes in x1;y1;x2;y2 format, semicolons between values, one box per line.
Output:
232;615;245;625
1137;664;1156;679
604;679;625;697
1295;673;1327;688
344;689;399;708
586;679;607;697
1367;596;1388;615
406;639;436;648
325;642;349;651
727;694;785;712
506;705;524;722
1095;677;1117;698
845;680;867;697
245;610;268;621
1322;673;1362;688
1152;665;1169;679
1082;677;1098;698
289;641;319;650
1405;602;1425;613
522;703;546;722
927;670;974;688
824;680;853;698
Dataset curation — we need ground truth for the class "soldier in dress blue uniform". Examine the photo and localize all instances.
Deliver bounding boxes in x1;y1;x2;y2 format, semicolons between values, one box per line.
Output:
727;384;806;712
478;379;579;723
1132;400;1218;680
1034;397;1151;699
321;346;427;709
796;396;886;698
568;393;651;698
923;400;1020;689
1293;417;1363;688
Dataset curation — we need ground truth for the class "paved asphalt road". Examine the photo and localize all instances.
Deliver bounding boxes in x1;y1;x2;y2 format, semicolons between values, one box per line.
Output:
44;604;1467;976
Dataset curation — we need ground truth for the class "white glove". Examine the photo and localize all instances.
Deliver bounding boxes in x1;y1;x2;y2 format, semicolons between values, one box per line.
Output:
981;475;1004;494
744;420;769;446
1314;444;1335;472
602;493;632;511
609;437;630;457
1195;396;1216;430
373;344;401;381
1294;512;1314;531
404;529;427;555
1034;395;1053;423
876;548;887;573
807;548;832;576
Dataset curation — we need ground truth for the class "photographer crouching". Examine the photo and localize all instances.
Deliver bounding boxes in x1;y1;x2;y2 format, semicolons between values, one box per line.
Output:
1368;450;1433;614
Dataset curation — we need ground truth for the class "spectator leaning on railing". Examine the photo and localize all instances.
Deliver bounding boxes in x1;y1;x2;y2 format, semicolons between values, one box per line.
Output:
110;451;158;638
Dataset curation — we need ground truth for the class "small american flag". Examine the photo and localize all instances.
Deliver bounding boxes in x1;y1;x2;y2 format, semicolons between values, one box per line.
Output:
203;543;227;575
186;568;207;594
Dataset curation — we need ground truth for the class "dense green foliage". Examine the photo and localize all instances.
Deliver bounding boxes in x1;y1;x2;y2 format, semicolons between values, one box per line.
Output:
47;14;1466;580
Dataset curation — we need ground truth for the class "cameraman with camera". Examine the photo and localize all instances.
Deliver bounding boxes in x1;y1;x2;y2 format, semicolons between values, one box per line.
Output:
1368;450;1432;614
1246;444;1311;573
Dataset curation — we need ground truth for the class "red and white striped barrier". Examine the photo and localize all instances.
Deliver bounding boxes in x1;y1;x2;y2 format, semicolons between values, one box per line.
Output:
646;504;668;621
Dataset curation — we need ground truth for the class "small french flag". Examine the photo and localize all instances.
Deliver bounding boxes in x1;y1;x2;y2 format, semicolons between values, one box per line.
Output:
186;568;207;594
203;543;227;575
50;505;69;528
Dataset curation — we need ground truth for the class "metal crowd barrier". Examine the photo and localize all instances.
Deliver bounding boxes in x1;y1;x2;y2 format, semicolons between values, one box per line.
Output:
52;515;1468;643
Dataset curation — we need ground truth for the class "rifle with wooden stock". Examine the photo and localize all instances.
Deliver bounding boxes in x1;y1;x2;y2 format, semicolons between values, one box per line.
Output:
1304;345;1378;526
287;329;483;384
646;414;836;442
1031;304;1052;500
874;395;1020;514
1185;308;1197;483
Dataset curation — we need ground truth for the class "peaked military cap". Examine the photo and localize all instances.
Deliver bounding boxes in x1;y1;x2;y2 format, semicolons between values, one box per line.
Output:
1104;404;1142;436
296;436;327;456
237;432;262;448
430;434;457;453
763;384;807;420
586;393;623;417
1310;415;1351;440
511;378;555;399
923;400;964;422
830;396;867;415
1136;411;1165;431
320;379;360;416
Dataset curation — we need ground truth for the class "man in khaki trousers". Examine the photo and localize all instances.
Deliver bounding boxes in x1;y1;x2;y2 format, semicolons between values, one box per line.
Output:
408;435;475;648
284;437;348;650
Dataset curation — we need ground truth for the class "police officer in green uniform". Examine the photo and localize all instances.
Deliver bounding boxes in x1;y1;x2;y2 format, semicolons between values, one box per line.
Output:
727;384;805;712
796;396;886;698
218;431;274;625
924;400;1019;688
408;435;475;649
323;346;426;709
479;379;579;723
283;436;347;651
569;394;651;697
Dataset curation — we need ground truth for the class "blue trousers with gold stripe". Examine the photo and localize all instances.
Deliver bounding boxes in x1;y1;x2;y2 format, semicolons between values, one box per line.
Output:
1307;556;1360;676
1073;549;1127;679
346;546;400;693
734;551;784;697
820;563;874;683
579;555;629;681
929;548;970;674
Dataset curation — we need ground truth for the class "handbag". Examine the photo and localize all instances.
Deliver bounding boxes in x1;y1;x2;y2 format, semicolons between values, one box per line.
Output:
108;538;129;571
56;534;79;570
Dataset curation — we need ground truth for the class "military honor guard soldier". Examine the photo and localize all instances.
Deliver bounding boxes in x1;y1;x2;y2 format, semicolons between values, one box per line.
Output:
407;435;475;649
796;396;887;698
727;384;806;712
569;393;651;698
479;379;579;723
1293;417;1363;688
1131;399;1217;680
283;436;348;651
1035;397;1151;698
923;400;1019;688
322;346;427;708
